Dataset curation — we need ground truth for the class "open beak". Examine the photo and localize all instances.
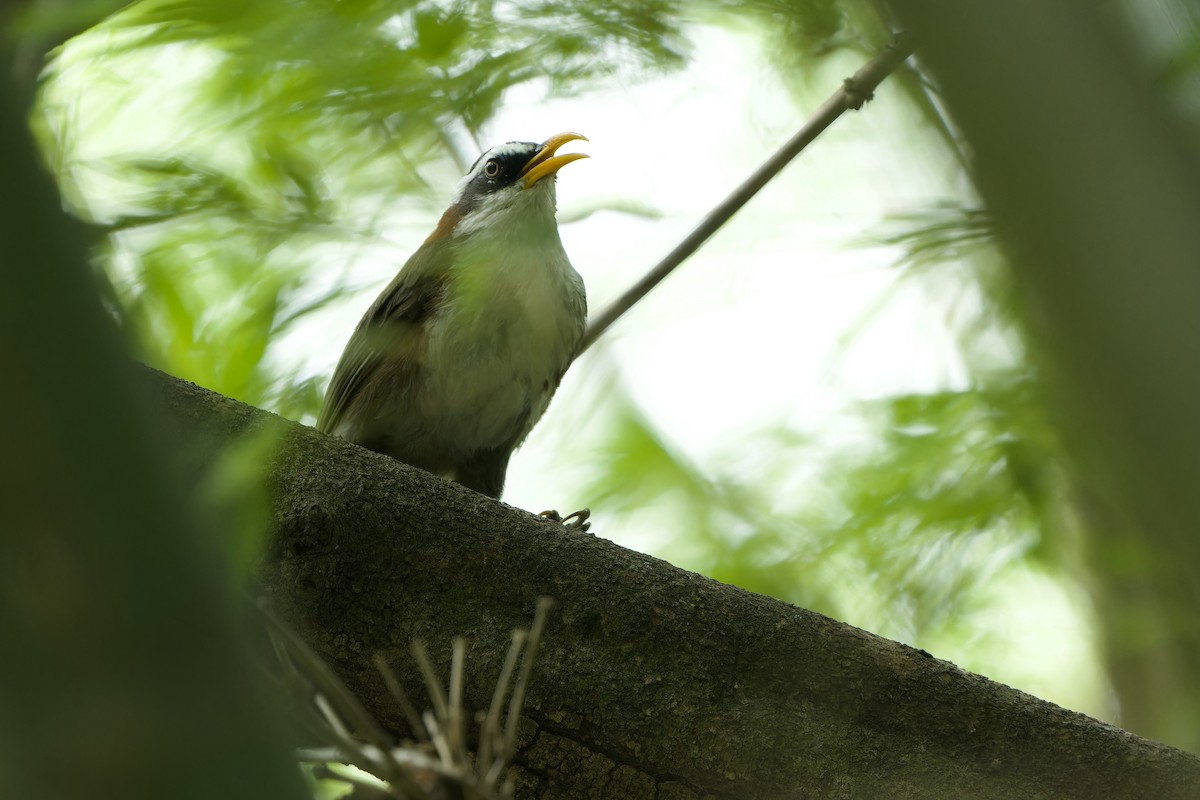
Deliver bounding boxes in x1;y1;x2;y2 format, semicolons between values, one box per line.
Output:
519;132;589;188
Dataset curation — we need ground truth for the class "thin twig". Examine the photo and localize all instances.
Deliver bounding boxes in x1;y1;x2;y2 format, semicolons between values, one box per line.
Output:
411;639;451;722
309;691;419;790
261;607;430;797
501;598;555;758
447;637;468;768
315;694;357;742
479;630;526;775
423;710;454;767
577;33;915;355
373;653;430;741
259;606;395;753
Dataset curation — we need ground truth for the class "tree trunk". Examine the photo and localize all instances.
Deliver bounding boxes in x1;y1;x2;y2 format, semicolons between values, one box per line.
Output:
150;368;1200;800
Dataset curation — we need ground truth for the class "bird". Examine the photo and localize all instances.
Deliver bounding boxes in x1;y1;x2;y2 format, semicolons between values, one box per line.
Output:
317;132;589;500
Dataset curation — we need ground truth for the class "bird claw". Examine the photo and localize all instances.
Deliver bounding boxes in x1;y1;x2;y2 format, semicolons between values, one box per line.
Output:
540;507;591;532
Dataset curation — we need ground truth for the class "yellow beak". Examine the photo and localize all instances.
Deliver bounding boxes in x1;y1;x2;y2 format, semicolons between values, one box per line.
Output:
519;132;589;188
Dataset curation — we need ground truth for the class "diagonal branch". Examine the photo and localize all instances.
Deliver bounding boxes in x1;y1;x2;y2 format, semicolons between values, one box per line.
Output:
578;34;916;354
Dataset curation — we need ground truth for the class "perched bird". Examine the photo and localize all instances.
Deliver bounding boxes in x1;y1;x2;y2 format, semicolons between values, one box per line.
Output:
317;133;589;499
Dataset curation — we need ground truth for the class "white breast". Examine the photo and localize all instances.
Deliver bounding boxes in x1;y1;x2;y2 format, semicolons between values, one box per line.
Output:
421;181;586;454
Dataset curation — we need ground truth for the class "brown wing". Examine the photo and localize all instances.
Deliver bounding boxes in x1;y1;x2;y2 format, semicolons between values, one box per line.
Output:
316;248;449;435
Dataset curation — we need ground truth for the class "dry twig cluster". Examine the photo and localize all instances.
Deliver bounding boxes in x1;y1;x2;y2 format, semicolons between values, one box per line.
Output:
263;598;555;799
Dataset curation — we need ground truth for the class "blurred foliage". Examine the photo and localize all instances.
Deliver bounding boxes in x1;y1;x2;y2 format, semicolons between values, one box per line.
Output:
705;0;879;60
33;0;884;418
34;0;693;416
889;0;1200;753
583;366;1081;680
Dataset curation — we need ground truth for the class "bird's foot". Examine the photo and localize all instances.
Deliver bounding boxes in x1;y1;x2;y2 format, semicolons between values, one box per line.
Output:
540;507;591;532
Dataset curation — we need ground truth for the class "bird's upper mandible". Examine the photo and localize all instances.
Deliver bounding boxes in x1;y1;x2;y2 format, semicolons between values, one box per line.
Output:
517;132;590;188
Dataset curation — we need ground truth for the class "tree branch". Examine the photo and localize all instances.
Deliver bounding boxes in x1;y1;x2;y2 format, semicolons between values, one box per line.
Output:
148;367;1200;800
579;34;915;354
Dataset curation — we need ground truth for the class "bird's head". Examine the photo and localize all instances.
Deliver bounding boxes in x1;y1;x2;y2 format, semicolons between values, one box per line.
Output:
427;132;589;242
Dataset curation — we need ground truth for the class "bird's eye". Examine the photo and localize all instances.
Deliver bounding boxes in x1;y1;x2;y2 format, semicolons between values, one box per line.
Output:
483;159;501;178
